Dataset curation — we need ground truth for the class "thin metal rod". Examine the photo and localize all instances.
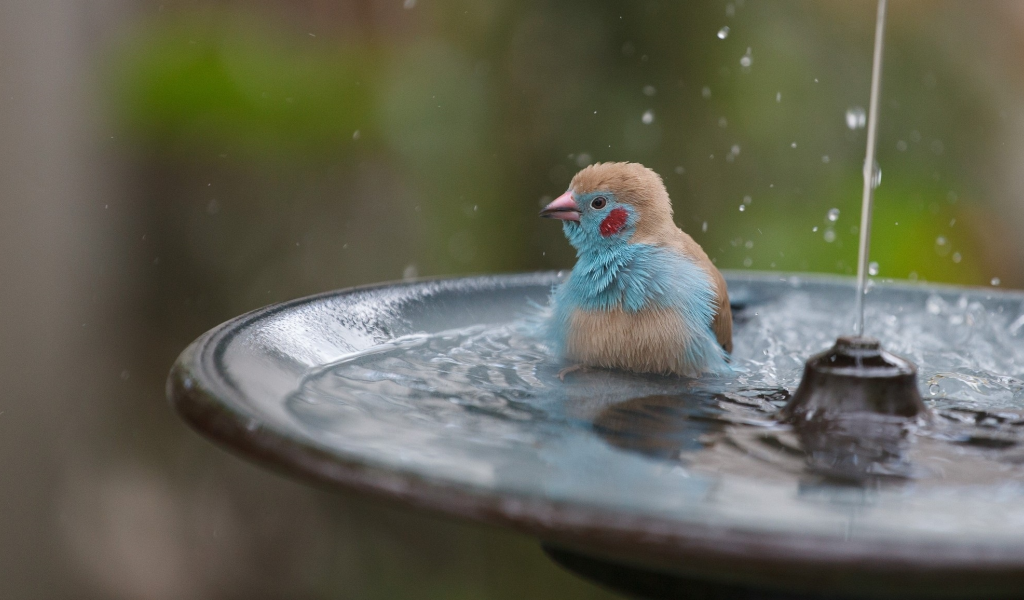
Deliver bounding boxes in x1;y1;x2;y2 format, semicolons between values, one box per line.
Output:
854;0;887;337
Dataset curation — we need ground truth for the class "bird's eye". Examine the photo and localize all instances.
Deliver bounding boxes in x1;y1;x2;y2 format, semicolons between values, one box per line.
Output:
590;196;607;210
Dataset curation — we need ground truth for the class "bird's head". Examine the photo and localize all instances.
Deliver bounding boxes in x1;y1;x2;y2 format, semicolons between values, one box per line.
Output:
540;162;674;253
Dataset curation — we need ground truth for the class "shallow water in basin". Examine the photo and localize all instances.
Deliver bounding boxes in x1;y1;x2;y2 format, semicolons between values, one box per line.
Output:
287;280;1024;491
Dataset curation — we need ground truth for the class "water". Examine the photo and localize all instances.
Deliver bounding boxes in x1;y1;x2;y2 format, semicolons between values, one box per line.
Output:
853;0;888;336
288;279;1024;487
845;107;867;130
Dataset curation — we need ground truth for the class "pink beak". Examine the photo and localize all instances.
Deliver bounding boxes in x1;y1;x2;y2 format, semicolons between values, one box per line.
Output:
539;191;580;222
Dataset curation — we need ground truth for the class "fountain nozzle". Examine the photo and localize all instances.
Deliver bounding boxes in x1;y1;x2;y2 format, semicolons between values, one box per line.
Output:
782;336;927;481
782;336;926;422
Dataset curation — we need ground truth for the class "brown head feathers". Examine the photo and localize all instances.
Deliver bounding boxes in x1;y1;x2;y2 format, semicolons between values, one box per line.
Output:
570;162;676;244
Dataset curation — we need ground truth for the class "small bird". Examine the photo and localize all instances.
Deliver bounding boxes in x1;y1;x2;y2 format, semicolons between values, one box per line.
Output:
540;162;732;377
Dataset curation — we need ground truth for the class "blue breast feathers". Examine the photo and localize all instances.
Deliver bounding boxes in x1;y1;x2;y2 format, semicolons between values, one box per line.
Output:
548;242;729;375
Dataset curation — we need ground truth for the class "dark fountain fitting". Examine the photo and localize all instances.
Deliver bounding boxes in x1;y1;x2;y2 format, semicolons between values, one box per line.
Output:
783;336;926;420
781;336;929;482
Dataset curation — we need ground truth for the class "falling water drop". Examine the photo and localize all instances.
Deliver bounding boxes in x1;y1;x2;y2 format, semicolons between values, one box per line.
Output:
868;261;879;276
871;163;882;188
823;228;837;243
740;49;752;68
702;221;708;232
643;85;656;96
641;110;655;124
934;236;950;257
717;26;730;39
845;107;867;130
992;277;1002;286
827;208;840;222
738;204;746;212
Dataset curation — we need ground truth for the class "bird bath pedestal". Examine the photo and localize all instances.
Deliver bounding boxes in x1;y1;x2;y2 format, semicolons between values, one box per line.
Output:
168;272;1024;599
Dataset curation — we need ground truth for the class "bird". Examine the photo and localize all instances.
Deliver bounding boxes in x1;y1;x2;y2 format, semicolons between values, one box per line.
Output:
539;162;732;378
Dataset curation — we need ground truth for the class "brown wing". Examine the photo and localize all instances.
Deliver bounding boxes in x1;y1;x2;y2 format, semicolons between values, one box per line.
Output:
708;266;733;353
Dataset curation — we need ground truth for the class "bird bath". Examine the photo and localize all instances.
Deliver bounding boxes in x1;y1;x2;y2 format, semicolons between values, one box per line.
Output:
168;271;1024;599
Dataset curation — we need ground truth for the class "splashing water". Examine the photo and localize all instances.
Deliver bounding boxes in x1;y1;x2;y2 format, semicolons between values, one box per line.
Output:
289;278;1024;487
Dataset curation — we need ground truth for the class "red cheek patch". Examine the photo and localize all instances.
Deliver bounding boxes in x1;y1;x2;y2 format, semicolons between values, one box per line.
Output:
599;207;629;237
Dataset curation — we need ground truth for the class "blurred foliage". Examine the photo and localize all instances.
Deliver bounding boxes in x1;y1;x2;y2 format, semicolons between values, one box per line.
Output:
111;1;1012;327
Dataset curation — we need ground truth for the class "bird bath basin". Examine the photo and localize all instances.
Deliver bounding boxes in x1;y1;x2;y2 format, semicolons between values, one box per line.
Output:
168;271;1024;598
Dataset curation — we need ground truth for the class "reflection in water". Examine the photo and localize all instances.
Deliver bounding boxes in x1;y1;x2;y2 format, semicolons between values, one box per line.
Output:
590;390;917;485
286;281;1024;501
592;394;725;461
795;414;915;482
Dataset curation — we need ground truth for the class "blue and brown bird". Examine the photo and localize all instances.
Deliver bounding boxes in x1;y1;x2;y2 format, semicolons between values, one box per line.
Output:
540;162;732;377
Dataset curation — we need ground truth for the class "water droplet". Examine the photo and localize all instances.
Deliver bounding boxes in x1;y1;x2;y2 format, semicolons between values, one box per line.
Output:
701;86;712;99
745;240;754;249
935;236;950;257
743;257;753;267
871;163;882;188
845;107;866;130
403;264;418;280
896;140;908;152
576;153;592;167
641;110;655;125
731;145;741;156
822;155;830;163
717;26;730;39
929;383;940;395
352;129;361;140
992;277;1001;286
725;3;735;17
740;49;752;68
952;252;962;264
827;208;840;222
674;166;685;175
701;221;708;232
776;92;782;102
790;142;797;148
812;226;818;232
868;262;879;276
643;85;656;97
403;0;416;8
743;195;752;205
718;117;728;128
738;204;746;212
823;229;836;243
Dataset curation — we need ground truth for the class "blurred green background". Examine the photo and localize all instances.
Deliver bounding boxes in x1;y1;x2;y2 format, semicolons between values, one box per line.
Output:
3;0;1024;598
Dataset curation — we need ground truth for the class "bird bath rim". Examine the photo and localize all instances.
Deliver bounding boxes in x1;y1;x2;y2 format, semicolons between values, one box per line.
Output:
167;271;1024;598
